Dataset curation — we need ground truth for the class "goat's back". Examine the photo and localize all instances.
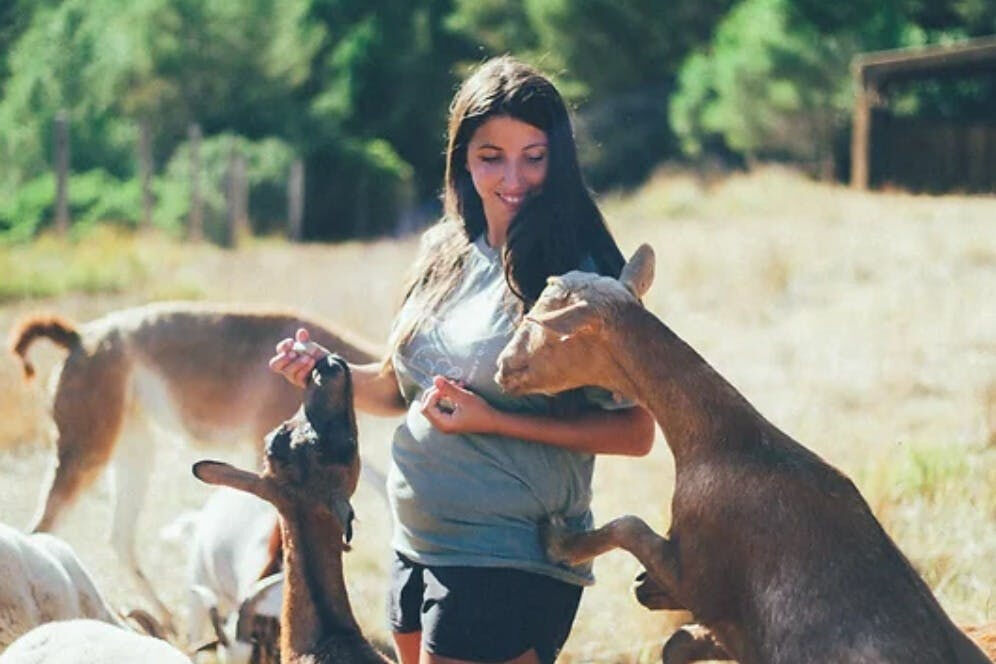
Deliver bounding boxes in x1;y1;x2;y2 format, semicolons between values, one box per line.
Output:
0;619;189;663
672;436;989;663
0;525;119;650
116;304;377;443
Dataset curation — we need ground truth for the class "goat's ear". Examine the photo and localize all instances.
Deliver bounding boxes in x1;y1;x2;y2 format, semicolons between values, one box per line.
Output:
619;244;655;299
192;460;267;499
528;300;595;338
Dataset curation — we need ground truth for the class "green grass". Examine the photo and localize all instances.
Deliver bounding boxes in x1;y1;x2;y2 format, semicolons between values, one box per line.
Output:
0;226;204;302
858;440;996;622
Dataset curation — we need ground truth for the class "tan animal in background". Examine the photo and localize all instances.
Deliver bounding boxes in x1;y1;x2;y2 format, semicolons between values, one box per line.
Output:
8;302;380;632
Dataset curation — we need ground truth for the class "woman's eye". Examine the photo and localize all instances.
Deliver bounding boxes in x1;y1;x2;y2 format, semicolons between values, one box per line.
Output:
526;153;546;164
480;155;500;164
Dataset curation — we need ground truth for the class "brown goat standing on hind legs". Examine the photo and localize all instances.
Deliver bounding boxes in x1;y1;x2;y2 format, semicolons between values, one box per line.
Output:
494;245;992;664
193;354;390;663
7;302;379;634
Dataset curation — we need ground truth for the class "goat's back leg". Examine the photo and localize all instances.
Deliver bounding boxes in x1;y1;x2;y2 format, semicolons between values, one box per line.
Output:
542;514;681;595
108;405;177;635
29;353;125;533
29;436;113;533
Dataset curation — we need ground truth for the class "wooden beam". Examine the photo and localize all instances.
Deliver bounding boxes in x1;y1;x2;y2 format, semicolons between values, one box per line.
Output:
851;69;873;190
854;35;996;87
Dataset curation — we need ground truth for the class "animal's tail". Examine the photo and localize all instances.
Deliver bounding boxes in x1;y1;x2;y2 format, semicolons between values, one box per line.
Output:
7;314;81;379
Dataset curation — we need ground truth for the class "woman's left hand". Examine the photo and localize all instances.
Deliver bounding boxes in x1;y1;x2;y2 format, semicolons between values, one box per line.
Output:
420;376;499;435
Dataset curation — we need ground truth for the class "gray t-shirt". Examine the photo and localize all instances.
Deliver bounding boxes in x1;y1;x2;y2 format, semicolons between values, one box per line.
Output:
387;234;629;586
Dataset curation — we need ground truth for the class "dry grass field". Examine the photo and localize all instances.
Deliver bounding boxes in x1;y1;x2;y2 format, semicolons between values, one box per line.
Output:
0;168;993;662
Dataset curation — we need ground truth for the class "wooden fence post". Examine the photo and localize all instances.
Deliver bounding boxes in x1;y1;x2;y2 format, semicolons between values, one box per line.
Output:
54;110;70;233
287;159;304;242
138;118;154;229
225;144;249;247
850;64;873;191
188;123;203;241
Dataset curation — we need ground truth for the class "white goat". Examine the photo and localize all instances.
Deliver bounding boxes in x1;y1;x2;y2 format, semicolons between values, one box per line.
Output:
0;523;122;651
168;464;386;660
164;487;283;660
0;619;189;663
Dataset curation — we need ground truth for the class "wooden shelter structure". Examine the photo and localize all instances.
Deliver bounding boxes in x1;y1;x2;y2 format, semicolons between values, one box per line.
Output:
851;35;996;192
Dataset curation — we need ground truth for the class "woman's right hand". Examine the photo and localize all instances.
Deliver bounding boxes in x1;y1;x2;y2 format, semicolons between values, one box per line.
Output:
268;327;330;388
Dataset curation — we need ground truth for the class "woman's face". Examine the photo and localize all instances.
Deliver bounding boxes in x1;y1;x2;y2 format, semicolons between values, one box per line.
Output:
465;115;549;239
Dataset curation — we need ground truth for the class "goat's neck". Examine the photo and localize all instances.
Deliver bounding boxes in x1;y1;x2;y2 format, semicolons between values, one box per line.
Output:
279;508;360;659
608;305;760;464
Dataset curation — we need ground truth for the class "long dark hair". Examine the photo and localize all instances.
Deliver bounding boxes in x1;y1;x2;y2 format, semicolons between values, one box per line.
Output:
390;55;624;355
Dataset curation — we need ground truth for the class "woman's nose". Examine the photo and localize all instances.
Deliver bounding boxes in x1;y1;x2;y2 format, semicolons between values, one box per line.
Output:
502;162;523;188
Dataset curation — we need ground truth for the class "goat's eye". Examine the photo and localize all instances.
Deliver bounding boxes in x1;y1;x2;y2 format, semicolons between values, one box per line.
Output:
265;427;293;463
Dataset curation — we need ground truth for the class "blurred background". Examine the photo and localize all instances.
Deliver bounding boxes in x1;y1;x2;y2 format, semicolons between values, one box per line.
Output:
1;0;994;244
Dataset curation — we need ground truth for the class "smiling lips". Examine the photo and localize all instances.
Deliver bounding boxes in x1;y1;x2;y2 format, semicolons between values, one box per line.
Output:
497;191;526;209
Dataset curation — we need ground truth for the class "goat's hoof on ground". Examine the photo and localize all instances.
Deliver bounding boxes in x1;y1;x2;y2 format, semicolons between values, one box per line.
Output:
539;515;574;565
661;624;729;664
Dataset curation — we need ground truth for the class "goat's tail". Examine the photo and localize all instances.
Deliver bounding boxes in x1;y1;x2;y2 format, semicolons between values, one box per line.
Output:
8;314;81;380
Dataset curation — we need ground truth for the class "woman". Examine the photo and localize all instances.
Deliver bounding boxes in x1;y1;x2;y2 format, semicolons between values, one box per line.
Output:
269;56;655;664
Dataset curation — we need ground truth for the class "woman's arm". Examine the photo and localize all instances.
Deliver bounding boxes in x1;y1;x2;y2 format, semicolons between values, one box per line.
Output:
420;376;655;457
269;328;407;417
351;361;407;416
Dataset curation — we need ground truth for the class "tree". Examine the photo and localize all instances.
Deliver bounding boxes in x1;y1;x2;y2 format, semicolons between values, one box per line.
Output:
670;0;996;176
447;0;735;189
670;0;851;174
0;0;322;185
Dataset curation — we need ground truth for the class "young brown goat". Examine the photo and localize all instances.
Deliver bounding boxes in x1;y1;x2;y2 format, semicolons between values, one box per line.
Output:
495;245;990;664
193;354;389;663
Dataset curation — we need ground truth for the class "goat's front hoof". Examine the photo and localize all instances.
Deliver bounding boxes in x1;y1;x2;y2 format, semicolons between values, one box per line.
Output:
539;515;575;565
633;570;682;611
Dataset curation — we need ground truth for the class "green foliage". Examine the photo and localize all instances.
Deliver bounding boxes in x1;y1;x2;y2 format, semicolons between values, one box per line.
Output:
303;135;415;240
526;0;735;97
0;174;57;243
155;134;298;241
671;0;996;172
1;0;991;239
671;0;852;169
0;0;321;188
305;0;473;202
0;225;208;302
0;227;147;301
446;0;735;189
446;0;539;56
0;170;143;242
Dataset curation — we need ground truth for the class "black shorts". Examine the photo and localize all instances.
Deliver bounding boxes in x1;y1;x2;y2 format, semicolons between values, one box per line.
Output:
388;552;583;663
